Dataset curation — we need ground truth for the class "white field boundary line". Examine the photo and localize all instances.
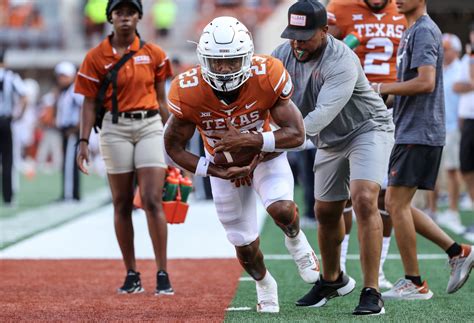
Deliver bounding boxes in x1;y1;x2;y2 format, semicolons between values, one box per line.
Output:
226;307;252;311
0;188;110;248
264;254;447;260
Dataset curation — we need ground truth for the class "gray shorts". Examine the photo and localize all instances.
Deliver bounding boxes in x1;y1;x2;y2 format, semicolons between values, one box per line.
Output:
313;130;394;201
99;112;167;174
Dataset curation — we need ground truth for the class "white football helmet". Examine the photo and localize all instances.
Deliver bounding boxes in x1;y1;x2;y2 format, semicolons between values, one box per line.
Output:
197;16;254;92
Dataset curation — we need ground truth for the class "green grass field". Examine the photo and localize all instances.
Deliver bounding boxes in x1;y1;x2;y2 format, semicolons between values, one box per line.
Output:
226;188;474;322
0;172;107;219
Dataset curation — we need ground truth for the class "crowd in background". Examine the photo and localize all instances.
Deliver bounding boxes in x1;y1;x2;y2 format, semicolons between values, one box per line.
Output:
0;0;283;50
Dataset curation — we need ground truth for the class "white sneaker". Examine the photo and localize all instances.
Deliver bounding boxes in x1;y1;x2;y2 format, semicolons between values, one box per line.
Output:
460;195;473;211
382;278;433;300
285;230;320;283
464;227;474;243
447;244;474;293
256;272;279;313
378;272;393;289
437;210;466;235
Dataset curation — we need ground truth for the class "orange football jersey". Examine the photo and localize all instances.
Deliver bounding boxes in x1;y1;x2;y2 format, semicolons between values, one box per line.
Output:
168;55;293;155
327;0;407;83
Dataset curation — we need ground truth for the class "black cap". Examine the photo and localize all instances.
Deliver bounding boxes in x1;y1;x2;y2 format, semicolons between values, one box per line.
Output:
281;0;327;41
106;0;143;23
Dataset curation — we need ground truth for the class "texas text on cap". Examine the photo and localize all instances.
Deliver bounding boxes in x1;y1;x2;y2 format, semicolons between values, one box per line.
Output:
281;0;328;41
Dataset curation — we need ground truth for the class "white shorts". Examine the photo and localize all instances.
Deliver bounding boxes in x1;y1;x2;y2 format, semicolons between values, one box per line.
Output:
442;130;460;170
210;153;294;247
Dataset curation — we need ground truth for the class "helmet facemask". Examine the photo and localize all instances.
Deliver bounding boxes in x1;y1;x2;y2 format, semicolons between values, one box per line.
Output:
197;17;254;92
198;54;252;92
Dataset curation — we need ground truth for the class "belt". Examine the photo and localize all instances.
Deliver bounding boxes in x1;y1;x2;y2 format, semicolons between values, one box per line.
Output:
118;110;159;120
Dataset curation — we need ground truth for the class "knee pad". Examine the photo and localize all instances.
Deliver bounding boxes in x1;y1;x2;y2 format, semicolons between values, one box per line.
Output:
227;231;258;247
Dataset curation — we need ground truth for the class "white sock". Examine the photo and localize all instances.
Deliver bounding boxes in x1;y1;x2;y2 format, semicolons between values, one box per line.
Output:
285;229;305;248
340;234;350;273
379;236;391;274
256;270;275;287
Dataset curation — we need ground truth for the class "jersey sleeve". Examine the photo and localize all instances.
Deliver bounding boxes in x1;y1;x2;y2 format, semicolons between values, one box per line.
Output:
167;78;185;119
266;57;293;100
326;0;339;25
152;45;173;82
326;0;350;36
75;50;102;98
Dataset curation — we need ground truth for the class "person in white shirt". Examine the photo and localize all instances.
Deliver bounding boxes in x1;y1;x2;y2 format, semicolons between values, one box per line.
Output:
453;23;474;241
430;33;464;234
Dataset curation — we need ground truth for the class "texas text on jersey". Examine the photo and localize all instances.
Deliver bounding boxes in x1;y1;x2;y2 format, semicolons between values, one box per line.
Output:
327;0;407;83
167;54;293;155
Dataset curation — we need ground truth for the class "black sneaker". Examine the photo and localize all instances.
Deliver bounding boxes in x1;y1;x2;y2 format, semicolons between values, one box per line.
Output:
155;270;174;295
353;287;385;316
295;272;356;307
117;270;145;294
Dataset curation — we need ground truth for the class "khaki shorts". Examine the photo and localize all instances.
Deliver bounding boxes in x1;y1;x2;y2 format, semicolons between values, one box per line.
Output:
99;112;167;174
313;130;394;202
441;130;460;170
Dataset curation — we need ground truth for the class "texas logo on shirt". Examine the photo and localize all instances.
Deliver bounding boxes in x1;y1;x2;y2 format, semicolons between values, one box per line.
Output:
327;0;407;83
167;55;293;155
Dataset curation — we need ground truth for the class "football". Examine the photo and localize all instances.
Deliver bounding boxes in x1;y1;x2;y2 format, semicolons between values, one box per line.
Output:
213;148;260;167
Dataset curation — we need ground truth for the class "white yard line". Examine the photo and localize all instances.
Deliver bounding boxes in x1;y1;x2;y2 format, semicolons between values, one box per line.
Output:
264;254;447;260
226;307;252;311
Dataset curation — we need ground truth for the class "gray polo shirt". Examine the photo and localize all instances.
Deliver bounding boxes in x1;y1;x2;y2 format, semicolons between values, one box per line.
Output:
272;35;393;149
394;15;445;146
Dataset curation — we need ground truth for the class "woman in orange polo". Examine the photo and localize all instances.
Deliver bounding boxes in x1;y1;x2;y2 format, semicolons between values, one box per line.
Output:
75;0;174;296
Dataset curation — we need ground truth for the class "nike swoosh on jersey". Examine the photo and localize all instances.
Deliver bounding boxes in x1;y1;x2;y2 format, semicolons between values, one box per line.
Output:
104;63;113;69
393;15;404;21
245;101;258;110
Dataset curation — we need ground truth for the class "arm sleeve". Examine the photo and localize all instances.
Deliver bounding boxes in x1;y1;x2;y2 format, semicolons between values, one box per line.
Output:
410;28;439;70
303;55;358;136
75;51;101;97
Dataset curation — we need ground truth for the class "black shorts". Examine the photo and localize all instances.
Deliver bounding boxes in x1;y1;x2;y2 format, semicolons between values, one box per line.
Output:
460;119;474;173
387;144;443;190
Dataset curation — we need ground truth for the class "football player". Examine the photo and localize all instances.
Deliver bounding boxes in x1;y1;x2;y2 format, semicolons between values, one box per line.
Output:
327;0;407;289
164;16;320;313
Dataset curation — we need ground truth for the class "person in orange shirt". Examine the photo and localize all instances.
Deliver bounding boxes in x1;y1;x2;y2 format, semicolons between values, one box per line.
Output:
75;0;174;296
165;16;320;313
326;0;407;290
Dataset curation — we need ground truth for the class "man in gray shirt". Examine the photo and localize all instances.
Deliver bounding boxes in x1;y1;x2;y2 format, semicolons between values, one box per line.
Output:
273;0;394;316
373;0;473;300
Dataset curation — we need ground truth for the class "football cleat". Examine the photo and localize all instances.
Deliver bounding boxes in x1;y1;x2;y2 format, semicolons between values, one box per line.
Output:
285;230;320;284
256;271;279;313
